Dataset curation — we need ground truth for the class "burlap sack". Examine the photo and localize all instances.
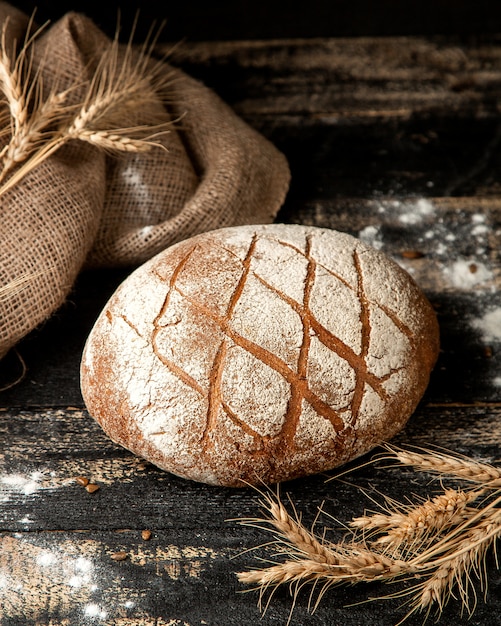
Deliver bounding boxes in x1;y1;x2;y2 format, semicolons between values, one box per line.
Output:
0;4;290;359
0;5;106;360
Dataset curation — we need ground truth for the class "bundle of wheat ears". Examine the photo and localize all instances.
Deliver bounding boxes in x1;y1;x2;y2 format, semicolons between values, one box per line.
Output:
0;2;289;361
237;445;501;624
0;17;174;196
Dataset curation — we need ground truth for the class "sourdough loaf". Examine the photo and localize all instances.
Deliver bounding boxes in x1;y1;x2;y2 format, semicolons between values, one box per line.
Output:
80;224;440;486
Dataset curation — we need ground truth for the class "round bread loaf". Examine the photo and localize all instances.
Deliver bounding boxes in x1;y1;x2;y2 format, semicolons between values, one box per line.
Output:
80;224;439;486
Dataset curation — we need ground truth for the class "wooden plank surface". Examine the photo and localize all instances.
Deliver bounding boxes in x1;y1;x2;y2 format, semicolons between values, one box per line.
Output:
2;36;501;625
14;1;501;42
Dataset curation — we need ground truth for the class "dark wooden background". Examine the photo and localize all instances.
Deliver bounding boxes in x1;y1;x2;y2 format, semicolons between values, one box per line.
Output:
10;0;501;40
2;3;501;626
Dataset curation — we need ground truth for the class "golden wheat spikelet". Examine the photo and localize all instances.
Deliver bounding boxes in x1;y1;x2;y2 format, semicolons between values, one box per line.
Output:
0;16;176;196
385;444;501;488
237;446;501;624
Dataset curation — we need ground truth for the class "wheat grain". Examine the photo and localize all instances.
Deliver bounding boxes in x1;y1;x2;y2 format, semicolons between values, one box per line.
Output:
237;447;501;622
263;495;340;565
0;20;29;133
352;488;480;553
0;90;68;178
386;444;501;488
411;507;501;617
0;24;175;197
67;128;155;153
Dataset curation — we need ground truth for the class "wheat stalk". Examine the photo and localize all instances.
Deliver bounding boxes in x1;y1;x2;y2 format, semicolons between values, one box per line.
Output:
66;128;158;153
0;18;30;134
240;492;340;565
0;17;176;196
385;444;501;488
236;447;501;623
409;507;501;618
351;488;481;554
0;89;69;177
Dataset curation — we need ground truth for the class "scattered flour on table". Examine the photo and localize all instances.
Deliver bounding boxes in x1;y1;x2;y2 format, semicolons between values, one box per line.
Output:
84;603;107;619
396;198;435;224
358;224;384;250
443;259;493;289
359;201;496;290
36;552;57;567
371;197;436;223
0;538;104;620
359;198;436;249
1;472;44;496
0;468;72;504
471;307;501;343
470;306;501;398
438;212;495;289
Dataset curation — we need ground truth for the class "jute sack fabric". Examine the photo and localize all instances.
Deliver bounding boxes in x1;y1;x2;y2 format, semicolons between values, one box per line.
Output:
0;3;290;359
0;4;106;360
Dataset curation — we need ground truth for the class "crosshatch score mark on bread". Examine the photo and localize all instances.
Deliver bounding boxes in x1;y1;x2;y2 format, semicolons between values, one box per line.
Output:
81;224;440;486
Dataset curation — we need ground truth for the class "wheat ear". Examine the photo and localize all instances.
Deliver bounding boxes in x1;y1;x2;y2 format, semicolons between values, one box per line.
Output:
237;447;501;622
64;21;174;135
259;493;339;565
237;558;336;587
0;19;29;134
66;128;158;153
409;507;501;618
386;444;501;488
352;488;481;553
0;89;69;179
0;20;176;197
0;17;61;171
238;492;413;583
237;547;412;587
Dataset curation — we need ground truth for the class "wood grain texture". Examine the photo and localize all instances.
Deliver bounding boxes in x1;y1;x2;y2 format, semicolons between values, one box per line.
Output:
2;35;501;625
167;36;501;120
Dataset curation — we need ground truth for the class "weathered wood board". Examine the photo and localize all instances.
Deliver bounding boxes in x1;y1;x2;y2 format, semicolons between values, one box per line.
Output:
1;36;501;625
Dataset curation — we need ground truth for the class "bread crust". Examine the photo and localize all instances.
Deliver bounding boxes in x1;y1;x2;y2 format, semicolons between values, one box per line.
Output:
81;224;440;486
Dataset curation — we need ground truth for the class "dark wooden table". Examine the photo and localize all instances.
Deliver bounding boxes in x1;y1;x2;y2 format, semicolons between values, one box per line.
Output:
2;35;501;625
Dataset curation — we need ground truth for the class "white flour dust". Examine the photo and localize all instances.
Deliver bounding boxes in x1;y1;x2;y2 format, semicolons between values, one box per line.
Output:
358;201;496;291
443;259;493;289
396;198;435;225
359;198;437;253
358;225;384;250
121;163;151;205
1;471;44;496
84;603;107;619
471;307;501;343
